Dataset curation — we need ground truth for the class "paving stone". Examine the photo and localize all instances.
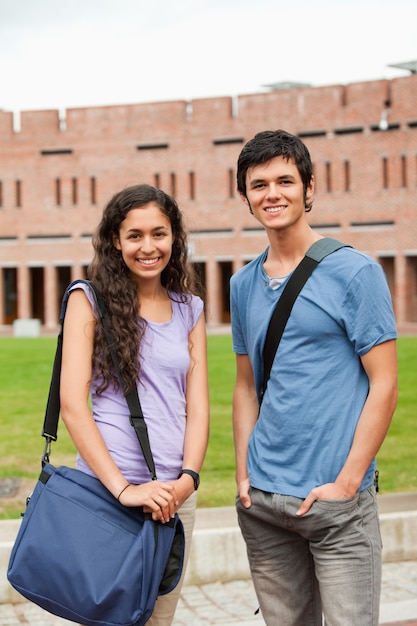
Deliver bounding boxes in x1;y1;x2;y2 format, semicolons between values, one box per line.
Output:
1;560;417;625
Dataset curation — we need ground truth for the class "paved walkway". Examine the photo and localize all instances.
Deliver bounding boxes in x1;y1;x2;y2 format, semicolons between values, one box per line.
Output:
1;559;417;625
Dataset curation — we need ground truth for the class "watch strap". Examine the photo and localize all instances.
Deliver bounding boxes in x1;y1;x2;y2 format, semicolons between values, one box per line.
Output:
178;469;200;490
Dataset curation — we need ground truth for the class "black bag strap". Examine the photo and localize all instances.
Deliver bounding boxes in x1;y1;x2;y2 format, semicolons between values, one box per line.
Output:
42;279;157;480
261;238;349;402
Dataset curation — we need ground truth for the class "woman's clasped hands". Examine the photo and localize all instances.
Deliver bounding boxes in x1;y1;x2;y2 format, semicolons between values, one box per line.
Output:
117;480;179;523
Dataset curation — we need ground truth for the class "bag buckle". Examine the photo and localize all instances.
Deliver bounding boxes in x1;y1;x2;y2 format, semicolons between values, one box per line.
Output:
42;436;53;466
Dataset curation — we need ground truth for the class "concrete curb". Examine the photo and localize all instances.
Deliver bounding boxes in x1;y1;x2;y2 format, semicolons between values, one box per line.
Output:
2;499;417;605
184;507;417;586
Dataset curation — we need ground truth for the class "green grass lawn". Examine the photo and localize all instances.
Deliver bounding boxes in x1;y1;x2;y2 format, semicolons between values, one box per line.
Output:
0;334;416;518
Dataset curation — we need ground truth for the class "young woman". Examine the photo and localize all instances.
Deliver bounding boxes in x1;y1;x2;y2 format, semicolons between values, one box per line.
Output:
60;184;210;625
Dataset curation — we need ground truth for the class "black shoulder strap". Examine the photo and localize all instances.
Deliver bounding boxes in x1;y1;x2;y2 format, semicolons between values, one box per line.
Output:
42;279;105;442
42;279;157;480
261;238;349;401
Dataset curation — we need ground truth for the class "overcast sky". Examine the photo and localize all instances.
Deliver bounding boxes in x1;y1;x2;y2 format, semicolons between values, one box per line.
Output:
1;0;416;112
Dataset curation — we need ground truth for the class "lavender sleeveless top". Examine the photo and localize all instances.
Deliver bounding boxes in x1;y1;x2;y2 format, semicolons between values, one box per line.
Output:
69;283;204;484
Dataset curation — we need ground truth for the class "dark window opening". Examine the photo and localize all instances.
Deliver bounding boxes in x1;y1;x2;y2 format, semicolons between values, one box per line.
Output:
379;257;395;314
344;160;350;192
370;123;400;132
405;256;417;322
137;143;168;150
350;220;394;227
30;267;45;323
311;222;341;229
401;155;407;187
228;168;235;198
27;234;71;240
3;267;17;324
382;157;389;189
16;180;22;207
55;178;61;205
190;228;233;236
325;162;331;193
90;177;96;204
170;173;176;197
297;130;327;138
189;171;195;200
219;261;233;323
213;137;244;145
40;148;73;155
72;177;78;204
334;127;364;135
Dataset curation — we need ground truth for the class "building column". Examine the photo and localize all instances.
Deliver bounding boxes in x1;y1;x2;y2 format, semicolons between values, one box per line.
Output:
394;254;406;325
44;264;58;331
71;264;84;280
233;258;244;274
17;265;31;319
205;258;221;326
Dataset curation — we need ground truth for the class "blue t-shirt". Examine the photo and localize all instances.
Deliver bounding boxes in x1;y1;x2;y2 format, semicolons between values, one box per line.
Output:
230;244;397;499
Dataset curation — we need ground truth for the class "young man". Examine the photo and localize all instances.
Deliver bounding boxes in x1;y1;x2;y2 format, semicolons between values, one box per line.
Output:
230;130;398;626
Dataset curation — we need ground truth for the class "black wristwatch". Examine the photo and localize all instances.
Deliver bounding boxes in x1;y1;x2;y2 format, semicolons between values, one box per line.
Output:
177;469;200;491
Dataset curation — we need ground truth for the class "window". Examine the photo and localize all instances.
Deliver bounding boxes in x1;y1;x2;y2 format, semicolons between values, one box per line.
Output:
334;127;363;135
137;143;168;150
40;148;73;155
382;157;389;189
16;180;22;207
228;168;234;198
401;155;407;188
72;178;78;204
90;177;96;204
213;137;244;146
55;178;61;205
154;173;160;188
189;171;195;200
344;160;350;192
298;130;326;138
3;267;17;322
170;172;176;198
325;162;332;193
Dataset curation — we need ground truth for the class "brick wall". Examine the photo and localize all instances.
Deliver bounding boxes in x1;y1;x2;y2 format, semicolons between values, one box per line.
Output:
0;74;416;327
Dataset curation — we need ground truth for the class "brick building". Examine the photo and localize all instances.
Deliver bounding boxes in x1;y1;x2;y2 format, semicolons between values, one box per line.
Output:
0;73;416;331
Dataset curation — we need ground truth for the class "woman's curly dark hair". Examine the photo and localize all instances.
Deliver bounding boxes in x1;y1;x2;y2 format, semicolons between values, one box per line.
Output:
87;184;203;394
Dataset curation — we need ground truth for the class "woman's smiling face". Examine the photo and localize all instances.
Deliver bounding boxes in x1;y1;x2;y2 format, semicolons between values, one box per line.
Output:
113;202;174;284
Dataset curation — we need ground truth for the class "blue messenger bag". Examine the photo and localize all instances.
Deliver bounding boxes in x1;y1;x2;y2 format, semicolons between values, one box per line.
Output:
7;280;185;626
